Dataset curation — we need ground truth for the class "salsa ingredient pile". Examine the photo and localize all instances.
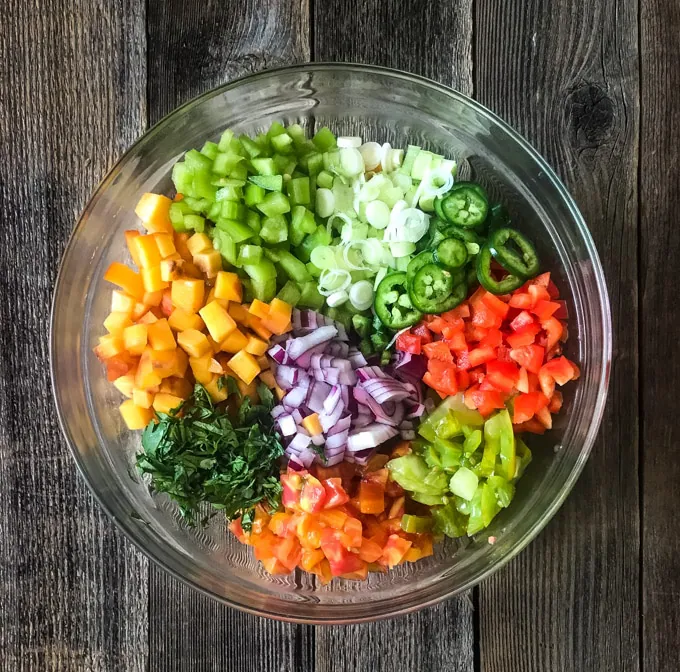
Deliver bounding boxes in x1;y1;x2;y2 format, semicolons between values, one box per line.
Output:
95;122;578;581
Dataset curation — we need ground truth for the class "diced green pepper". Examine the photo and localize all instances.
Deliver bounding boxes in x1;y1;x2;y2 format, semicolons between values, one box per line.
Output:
260;215;288;244
275;249;312;283
431;501;468;538
276;280;302;306
256;191;291;218
401;514;433;534
298;282;325;310
312;127;337;152
215;218;254;244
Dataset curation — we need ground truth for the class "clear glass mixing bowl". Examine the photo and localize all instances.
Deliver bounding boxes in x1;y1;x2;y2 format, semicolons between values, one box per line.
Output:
50;64;611;623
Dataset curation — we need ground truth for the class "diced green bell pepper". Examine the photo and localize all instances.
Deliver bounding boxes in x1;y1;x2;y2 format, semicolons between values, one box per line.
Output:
276;280;302;306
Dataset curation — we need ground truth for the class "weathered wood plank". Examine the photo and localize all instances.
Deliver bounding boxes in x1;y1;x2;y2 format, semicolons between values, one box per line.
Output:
639;1;680;670
312;4;475;670
0;1;149;670
475;1;640;671
145;2;312;670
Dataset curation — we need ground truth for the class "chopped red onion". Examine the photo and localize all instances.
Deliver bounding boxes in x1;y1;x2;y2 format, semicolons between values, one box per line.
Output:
268;344;289;365
271;404;286;419
306;381;331;414
347;423;399;452
278;414;297;437
327;416;352;436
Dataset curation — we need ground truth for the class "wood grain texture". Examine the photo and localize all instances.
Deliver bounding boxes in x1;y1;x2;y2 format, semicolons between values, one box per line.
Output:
313;4;475;672
0;1;149;671
145;2;312;670
475;1;640;671
639;1;680;670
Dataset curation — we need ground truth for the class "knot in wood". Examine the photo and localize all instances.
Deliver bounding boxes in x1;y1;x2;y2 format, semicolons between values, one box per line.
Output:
565;82;615;148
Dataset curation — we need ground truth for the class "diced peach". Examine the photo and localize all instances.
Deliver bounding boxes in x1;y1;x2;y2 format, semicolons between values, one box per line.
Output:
209;357;225;375
171;279;205;313
131;302;148;321
247;315;273;341
143;290;164;307
105;353;137;382
302;413;323;436
189;354;213;384
160;258;184;282
103;311;133;336
244;335;268;357
124;230;143;267
261;312;292;336
159;377;193;399
137;311;159;325
135;349;163;389
193;249;222;278
132;388;155;409
123;324;148;356
149;348;187;379
221;328;249;354
111;290;136;315
94;334;125;361
204;375;229;403
113;372;136;398
135;193;173;234
142;265;169;293
119;399;155;430
186;232;213;256
130;234;161;269
274;384;285;401
214;271;242;302
205;286;228;309
174;232;193;262
228;303;250;325
177;329;212;358
226;349;261;385
257;355;270;371
147;319;176;351
248;299;270;320
153;233;177;258
236;379;259;402
104;262;145;300
207;335;222;354
153;392;184;414
199;301;237;343
258;370;276;389
168;308;204;332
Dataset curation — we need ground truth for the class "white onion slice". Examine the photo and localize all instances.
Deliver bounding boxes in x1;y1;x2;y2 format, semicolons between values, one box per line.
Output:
359;142;382;170
337;136;362;148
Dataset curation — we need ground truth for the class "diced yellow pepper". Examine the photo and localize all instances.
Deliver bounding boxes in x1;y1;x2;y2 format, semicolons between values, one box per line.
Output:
132;388;155;409
143;289;164;307
123;324;148;356
214;271;243;302
258;369;276;389
104;262;145;300
244;335;268;357
189;354;213;384
103;311;133;336
228;303;250;325
124;230;143;268
153;393;184;414
177;329;212;358
226;349;261;385
131;234;161;269
168;308;204;332
113;372;136;398
186;232;213;257
171;279;205;314
209;357;225;374
135;193;173;234
94;334;125;361
160;258;184;282
207;335;222;354
110;290;136;316
204;375;229;403
119;399;155;430
248;299;271;320
220;328;249;354
153;233;177;258
147;319;176;351
193;249;222;278
274;384;285;401
199;301;237;343
302;413;323;436
142;265;169;293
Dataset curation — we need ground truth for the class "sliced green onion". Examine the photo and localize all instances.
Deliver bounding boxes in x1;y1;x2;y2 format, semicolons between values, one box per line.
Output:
316;188;335;218
360;142;382;170
326;289;349;307
365;201;391;229
386;208;429;243
337;136;362;148
326;212;352;236
318;269;351;296
340;148;364;176
342;241;371;271
373;266;388;290
381;143;393;172
389;241;416;258
349;280;374;311
361;238;387;266
310;245;338;270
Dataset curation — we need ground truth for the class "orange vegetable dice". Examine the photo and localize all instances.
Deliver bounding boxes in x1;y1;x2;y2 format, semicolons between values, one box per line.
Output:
302;413;322;436
207;335;222;354
160;258;184;282
247;315;272;341
103;311;133;336
177;329;212;358
134;193;173;234
186;232;213;256
104;262;145;301
199;301;237;343
94;334;125;361
132;388;154;409
147;319;176;351
153;392;184;414
226;349;261;385
228;303;250;325
124;230;143;267
274;384;285;401
153;233;177;258
244;335;268;357
143;289;164;307
168;308;204;332
113;372;136;398
131;234;161;268
123;324;148;356
248;299;270;320
220;328;249;354
189;354;213;384
142;265;169;293
214;271;242;302
119;399;155;430
110;290;136;315
193;249;222;278
205;375;229;402
171;279;205;314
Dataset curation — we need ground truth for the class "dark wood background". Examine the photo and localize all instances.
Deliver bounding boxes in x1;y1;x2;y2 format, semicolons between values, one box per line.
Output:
0;0;676;670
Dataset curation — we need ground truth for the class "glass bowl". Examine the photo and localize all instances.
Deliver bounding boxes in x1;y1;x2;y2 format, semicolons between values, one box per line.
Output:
50;64;611;623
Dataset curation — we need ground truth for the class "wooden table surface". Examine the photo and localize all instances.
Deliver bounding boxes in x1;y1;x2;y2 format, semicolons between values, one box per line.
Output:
1;0;677;670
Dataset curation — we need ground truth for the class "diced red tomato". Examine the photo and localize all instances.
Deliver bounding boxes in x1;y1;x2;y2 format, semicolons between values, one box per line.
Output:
532;299;560;320
300;548;326;572
457;369;471;391
299;474;327;513
471;301;503;329
358;479;386;515
523;272;551;289
465;323;490;342
540;356;576;385
541;316;563;349
318;508;348;530
358;537;384;563
464;386;506;416
441;318;465;335
486;360;520;392
510;310;535;332
426;316;449;334
509;344;545;374
423;341;454;362
322;478;350;508
424;359;459;396
281;471;303;510
412;323;433;344
467;346;497;368
396;331;421;354
268;511;295;538
495;345;512;363
260;557;291;575
512;391;549;424
516;367;529;393
505;323;541;348
380;534;413;568
342;517;363;549
228;518;248;544
527;283;551;307
272;535;302;571
387;496;405;520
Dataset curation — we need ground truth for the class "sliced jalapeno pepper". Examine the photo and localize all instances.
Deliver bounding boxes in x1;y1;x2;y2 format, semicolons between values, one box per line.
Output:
409;263;467;313
435;237;468;269
374;272;423;329
407;250;435;284
435;182;489;228
439;223;485;246
488;227;540;279
476;244;524;294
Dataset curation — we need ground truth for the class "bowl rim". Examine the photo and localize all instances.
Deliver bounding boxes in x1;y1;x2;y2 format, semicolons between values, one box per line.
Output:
50;61;612;623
